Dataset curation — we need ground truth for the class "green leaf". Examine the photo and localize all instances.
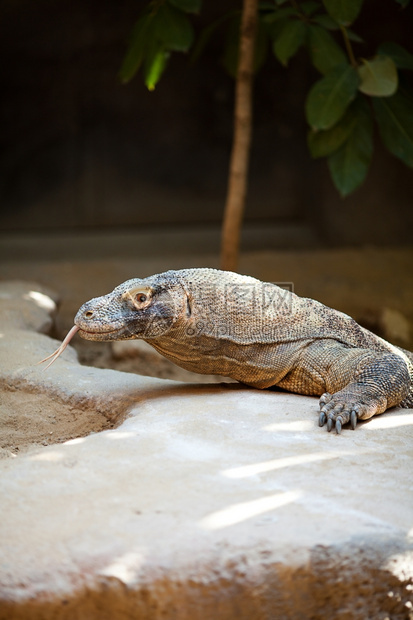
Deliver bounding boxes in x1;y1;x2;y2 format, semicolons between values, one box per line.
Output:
266;16;289;42
308;105;357;158
358;56;398;97
119;13;155;83
313;13;339;29
119;2;195;87
346;29;363;43
328;97;373;196
168;0;201;13
373;88;413;167
263;7;296;22
156;4;194;52
378;42;413;71
322;0;364;25
313;14;364;42
305;64;360;130
308;24;347;74
144;47;170;90
395;0;410;6
273;19;307;66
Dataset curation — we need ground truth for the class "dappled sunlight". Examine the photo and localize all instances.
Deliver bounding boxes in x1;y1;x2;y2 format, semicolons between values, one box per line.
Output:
0;333;3;339
64;437;86;446
104;431;136;440
24;290;56;312
383;549;413;580
100;551;145;585
263;420;315;432
199;490;301;530
31;450;64;462
365;413;413;430
222;450;355;478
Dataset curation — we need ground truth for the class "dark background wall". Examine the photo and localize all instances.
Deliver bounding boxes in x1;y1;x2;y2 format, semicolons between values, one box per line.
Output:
1;0;412;245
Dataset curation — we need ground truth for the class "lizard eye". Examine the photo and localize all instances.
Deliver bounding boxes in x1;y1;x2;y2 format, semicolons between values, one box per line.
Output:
122;287;153;310
132;291;151;309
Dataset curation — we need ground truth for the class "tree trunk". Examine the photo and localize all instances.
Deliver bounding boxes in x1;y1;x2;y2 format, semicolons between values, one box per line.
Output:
220;0;258;272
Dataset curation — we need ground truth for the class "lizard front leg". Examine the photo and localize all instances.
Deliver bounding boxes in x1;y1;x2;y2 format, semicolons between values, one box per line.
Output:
318;350;411;433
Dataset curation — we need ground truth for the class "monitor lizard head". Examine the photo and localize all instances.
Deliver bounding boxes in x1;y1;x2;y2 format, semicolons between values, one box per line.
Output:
74;273;186;341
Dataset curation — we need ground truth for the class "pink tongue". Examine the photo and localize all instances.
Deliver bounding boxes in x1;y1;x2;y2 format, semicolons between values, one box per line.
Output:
38;325;80;369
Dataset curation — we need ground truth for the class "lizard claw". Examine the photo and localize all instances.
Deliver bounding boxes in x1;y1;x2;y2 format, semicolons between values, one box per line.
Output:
319;392;360;434
335;416;342;434
319;392;332;407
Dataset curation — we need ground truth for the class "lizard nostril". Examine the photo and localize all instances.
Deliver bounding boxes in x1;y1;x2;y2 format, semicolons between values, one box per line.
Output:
84;310;94;319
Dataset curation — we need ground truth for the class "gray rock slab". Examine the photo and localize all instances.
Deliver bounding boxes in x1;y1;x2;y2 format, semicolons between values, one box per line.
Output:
0;281;412;619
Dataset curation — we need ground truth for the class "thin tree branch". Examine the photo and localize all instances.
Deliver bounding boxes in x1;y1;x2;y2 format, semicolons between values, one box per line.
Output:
340;25;357;68
220;0;258;271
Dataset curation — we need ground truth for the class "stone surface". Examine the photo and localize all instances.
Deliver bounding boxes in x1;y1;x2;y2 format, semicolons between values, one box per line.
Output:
0;280;412;619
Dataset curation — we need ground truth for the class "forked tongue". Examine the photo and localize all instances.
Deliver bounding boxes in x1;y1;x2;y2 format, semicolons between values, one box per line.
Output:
38;325;80;370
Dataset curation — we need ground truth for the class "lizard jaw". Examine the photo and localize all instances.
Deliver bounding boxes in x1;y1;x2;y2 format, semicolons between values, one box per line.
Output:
77;327;131;342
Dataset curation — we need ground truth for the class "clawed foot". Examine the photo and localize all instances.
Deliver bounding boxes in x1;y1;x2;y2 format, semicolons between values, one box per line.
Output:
318;392;358;434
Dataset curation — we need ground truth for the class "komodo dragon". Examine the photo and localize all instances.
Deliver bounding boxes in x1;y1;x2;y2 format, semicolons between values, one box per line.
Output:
40;268;413;433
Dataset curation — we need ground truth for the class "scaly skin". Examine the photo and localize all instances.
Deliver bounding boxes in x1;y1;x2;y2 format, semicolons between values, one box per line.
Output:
57;268;413;434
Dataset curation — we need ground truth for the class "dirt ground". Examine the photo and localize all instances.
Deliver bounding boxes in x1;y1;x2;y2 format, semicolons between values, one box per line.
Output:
1;247;412;458
0;388;115;459
0;340;231;458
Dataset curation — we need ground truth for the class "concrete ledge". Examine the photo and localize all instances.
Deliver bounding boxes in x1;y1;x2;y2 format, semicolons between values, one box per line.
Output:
0;282;412;619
